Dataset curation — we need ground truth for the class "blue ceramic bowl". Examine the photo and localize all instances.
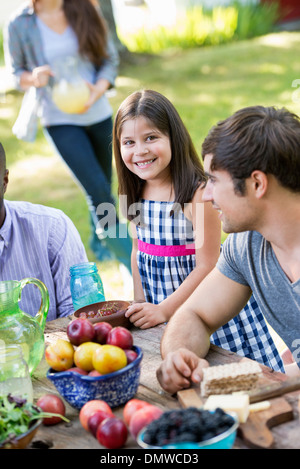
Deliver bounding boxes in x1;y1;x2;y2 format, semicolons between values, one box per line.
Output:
137;411;238;450
47;346;143;410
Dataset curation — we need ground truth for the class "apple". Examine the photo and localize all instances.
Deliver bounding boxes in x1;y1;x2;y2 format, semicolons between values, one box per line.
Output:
96;417;128;449
106;326;133;350
45;339;74;371
88;410;114;437
93;322;112;344
36;394;66;426
67;318;95;346
129;405;163;439
79;400;113;431
67;367;88;375
124;349;138;364
123;398;152;426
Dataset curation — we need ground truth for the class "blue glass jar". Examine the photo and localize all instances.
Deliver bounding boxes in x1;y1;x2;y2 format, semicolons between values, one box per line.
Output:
69;262;105;311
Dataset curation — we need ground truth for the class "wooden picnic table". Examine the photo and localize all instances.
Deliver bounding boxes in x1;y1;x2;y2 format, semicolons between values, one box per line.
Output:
29;316;300;450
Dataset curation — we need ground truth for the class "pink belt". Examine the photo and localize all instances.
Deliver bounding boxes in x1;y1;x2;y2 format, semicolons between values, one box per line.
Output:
138;240;195;257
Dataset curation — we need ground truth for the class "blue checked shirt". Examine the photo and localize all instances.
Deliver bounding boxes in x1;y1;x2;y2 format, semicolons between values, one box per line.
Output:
0;200;88;321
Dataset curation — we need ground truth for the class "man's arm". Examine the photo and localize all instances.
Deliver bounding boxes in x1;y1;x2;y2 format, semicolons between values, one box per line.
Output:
157;267;251;394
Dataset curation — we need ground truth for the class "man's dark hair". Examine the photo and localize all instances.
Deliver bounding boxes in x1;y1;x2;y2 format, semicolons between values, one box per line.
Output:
202;106;300;195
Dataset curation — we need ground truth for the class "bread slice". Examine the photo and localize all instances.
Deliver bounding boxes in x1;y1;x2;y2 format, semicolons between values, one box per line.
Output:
200;361;262;396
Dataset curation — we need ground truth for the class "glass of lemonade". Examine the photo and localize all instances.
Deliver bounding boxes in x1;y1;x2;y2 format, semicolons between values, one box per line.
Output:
51;55;90;114
0;344;33;402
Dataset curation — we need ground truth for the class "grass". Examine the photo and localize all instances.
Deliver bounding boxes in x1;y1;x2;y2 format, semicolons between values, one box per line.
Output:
1;31;300;300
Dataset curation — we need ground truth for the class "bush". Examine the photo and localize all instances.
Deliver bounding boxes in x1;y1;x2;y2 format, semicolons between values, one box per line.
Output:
0;29;3;65
118;1;280;54
233;0;280;39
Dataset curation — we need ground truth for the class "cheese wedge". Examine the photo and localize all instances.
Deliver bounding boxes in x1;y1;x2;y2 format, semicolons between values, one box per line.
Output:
249;401;271;413
203;394;249;423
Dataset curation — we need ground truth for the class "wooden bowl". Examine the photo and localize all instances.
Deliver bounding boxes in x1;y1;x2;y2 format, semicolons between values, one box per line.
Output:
0;419;42;450
74;300;131;329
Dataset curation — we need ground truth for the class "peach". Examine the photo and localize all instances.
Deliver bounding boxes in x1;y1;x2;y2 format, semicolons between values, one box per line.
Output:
67;367;88;375
129;404;163;439
93;322;112;344
36;394;66;425
96;417;128;449
124;349;138;364
92;344;127;375
88;370;102;376
74;341;101;372
106;327;133;350
67;318;95;345
45;339;74;371
123;399;152;426
88;410;114;437
79;400;113;431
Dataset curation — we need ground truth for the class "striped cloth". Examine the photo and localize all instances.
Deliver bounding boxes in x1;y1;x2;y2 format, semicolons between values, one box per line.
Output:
0;200;88;321
136;199;284;372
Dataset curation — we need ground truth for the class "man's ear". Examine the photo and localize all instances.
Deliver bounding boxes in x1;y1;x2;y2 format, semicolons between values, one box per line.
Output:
250;170;268;199
3;169;9;194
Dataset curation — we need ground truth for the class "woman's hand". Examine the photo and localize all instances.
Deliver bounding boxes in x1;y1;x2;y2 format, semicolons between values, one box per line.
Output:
20;66;53;90
31;65;53;88
125;302;169;329
156;348;209;395
80;78;111;113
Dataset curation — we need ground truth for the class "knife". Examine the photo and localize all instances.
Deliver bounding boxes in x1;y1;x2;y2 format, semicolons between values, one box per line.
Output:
248;375;300;403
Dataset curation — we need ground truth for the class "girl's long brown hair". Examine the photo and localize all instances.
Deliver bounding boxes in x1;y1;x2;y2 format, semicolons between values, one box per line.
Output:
32;0;108;66
113;90;206;221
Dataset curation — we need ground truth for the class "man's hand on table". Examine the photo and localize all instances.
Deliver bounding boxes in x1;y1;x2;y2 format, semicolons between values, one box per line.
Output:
156;348;209;394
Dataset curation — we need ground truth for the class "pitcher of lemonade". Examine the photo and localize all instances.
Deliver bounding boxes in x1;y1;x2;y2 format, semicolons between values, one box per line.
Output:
0;279;49;375
52;55;90;114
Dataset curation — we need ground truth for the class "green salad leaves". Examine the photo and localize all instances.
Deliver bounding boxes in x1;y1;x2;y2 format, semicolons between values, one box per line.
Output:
0;394;69;447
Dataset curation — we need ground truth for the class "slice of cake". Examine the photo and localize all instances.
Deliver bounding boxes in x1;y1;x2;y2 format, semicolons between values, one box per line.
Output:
200;361;262;396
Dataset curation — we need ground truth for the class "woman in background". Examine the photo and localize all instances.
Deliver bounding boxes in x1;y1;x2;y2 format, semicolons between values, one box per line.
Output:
4;0;132;272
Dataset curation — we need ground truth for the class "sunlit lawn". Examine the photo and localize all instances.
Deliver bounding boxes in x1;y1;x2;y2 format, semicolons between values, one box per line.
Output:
1;31;300;303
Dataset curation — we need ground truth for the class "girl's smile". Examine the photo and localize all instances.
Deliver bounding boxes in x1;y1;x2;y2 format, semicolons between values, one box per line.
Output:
135;157;157;168
120;116;172;184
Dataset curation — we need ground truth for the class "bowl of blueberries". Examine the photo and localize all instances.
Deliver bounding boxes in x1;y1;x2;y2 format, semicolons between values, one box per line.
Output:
137;407;238;449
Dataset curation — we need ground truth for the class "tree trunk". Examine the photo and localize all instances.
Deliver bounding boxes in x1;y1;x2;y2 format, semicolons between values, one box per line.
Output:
98;0;134;64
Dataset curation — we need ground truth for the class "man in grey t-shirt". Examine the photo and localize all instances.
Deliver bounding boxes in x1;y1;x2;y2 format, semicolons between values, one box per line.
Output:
157;105;300;394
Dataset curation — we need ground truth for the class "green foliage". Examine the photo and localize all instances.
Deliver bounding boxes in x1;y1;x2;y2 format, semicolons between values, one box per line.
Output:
118;1;280;54
0;29;3;65
233;0;280;39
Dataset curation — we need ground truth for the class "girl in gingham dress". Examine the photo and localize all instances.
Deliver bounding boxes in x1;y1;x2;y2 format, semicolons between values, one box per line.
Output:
113;90;284;372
